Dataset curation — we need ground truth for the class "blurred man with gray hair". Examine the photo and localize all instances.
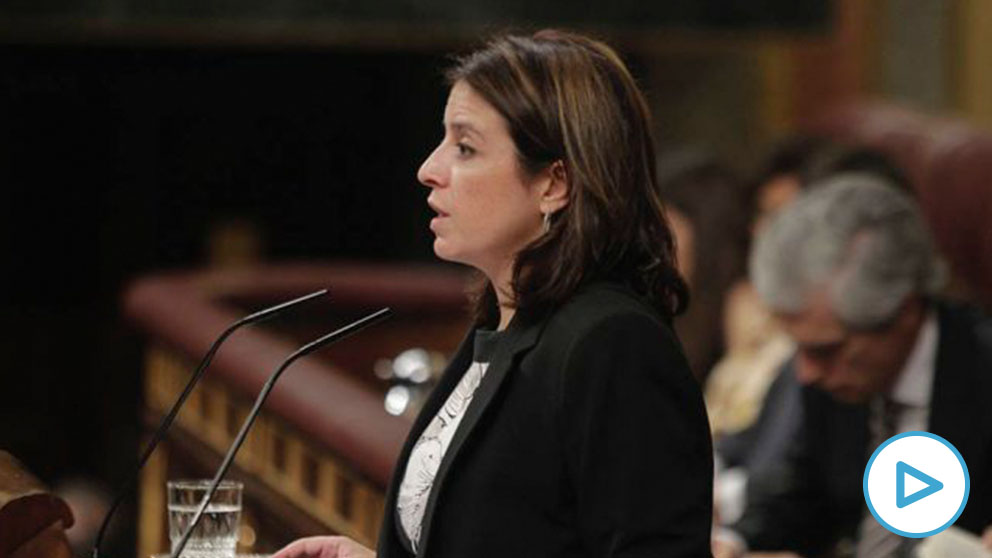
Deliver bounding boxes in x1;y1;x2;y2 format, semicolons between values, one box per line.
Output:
714;174;992;558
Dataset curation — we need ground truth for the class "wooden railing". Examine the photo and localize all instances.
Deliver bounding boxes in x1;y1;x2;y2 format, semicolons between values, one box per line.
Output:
124;262;471;557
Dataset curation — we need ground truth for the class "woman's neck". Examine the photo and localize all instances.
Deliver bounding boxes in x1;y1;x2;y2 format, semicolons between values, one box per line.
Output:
489;259;516;331
496;304;516;331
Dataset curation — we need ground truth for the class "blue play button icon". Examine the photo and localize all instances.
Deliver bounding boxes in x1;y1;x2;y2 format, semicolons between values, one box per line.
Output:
865;431;969;537
896;461;944;508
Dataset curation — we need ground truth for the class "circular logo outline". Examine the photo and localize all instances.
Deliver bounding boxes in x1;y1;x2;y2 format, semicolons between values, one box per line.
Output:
862;430;970;538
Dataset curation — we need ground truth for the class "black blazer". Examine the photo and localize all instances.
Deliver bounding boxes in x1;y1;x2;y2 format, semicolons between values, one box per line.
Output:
377;282;714;558
734;301;992;557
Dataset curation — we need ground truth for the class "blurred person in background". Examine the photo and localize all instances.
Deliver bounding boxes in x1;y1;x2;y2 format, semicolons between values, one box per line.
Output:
706;136;829;530
272;30;713;558
659;150;749;384
705;136;829;443
709;141;917;526
713;174;992;558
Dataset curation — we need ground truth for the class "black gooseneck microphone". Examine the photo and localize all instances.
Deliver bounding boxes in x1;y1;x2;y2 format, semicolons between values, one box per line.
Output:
92;289;328;558
169;306;393;558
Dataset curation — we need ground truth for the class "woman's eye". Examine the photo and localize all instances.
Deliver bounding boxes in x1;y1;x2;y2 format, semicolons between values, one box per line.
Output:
456;143;475;157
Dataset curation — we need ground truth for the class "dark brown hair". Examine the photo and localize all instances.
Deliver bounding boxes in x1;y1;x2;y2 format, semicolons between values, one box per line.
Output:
447;30;688;325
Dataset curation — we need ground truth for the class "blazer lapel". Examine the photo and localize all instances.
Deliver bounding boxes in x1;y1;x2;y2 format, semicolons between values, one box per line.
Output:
415;317;544;557
378;329;475;555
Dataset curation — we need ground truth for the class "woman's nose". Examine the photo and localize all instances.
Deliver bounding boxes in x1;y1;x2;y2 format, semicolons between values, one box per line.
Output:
417;145;445;189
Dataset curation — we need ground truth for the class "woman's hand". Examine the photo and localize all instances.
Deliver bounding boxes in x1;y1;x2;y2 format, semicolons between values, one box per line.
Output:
272;536;375;558
711;537;744;558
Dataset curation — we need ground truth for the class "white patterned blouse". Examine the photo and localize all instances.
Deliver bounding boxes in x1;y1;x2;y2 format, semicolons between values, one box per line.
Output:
395;329;502;553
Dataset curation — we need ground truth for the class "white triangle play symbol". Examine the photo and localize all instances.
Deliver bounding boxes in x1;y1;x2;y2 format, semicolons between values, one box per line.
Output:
904;473;929;497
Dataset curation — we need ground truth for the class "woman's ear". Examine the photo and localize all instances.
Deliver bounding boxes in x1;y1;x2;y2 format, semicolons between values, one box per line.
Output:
539;160;570;214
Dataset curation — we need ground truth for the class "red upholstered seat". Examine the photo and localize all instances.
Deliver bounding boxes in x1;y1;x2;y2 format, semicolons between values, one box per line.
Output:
0;451;74;558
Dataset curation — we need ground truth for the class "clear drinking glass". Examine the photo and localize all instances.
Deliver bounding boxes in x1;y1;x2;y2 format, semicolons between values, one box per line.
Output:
167;479;243;558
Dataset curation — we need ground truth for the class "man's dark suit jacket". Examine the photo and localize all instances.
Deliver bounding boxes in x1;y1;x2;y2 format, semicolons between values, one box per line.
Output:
734;301;992;557
376;282;714;558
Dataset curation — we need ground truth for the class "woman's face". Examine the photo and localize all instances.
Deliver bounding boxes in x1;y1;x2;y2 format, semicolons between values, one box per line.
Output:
418;81;546;277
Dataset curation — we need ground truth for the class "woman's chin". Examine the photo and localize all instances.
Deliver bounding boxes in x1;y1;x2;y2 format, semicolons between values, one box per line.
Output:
433;241;477;269
432;239;457;262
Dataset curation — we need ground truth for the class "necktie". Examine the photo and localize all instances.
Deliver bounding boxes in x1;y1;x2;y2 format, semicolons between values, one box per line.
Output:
855;398;916;558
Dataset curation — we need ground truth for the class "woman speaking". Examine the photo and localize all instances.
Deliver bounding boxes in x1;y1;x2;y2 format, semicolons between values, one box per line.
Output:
275;29;713;558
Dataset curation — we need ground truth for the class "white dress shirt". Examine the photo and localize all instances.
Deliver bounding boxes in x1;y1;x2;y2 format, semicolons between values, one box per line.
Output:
886;310;939;434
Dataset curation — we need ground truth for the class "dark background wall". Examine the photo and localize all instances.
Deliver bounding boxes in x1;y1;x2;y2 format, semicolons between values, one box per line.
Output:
0;44;449;552
1;0;828;29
